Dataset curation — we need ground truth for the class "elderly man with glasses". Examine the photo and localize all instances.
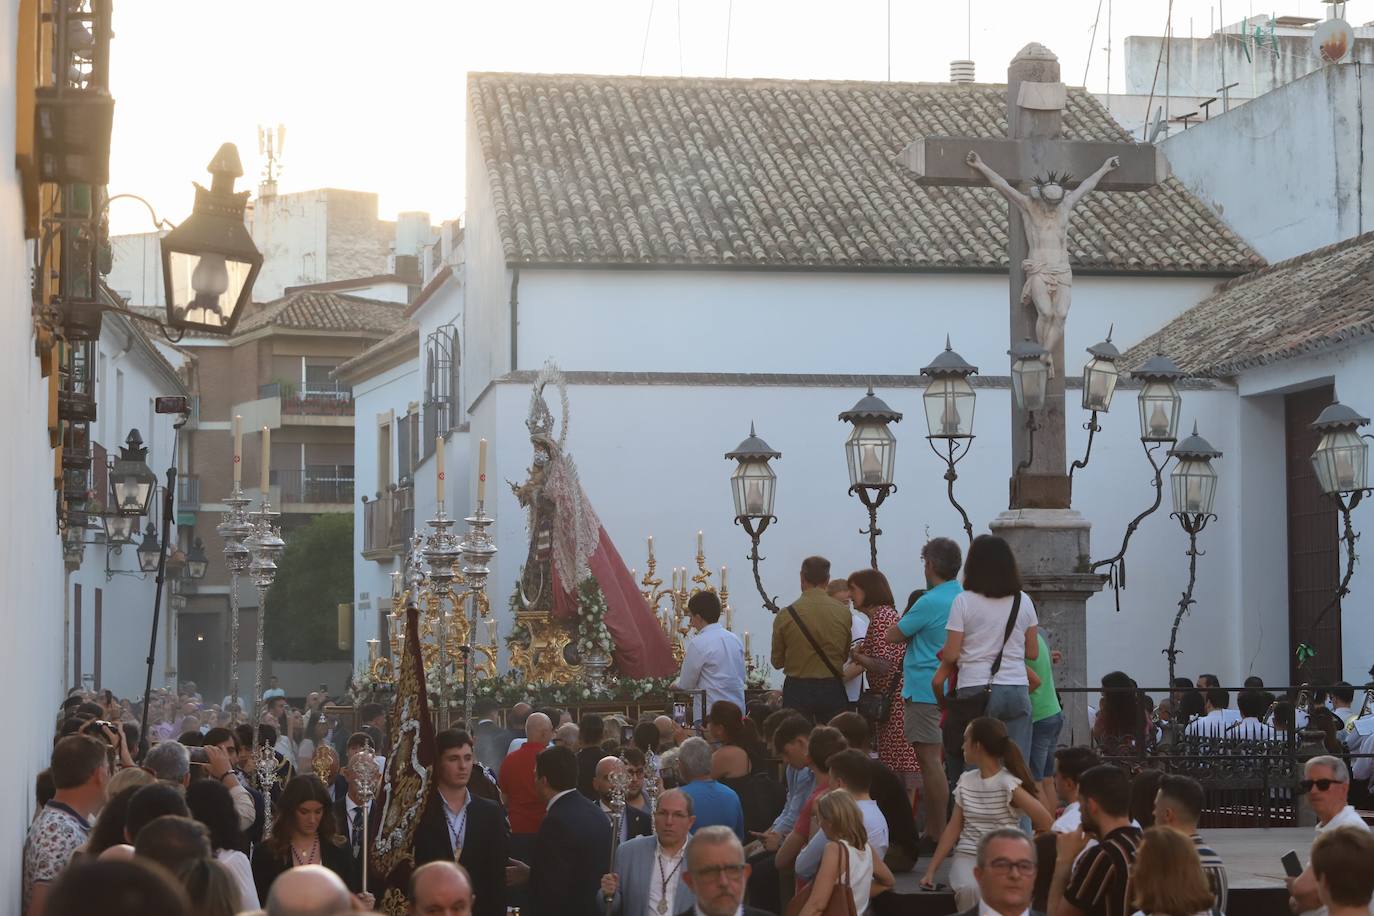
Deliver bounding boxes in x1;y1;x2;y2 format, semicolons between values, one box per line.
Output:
1288;755;1371;916
599;789;696;916
679;826;772;916
960;827;1041;916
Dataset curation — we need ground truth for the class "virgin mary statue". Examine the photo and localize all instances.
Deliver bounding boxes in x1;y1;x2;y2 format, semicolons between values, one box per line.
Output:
510;363;676;678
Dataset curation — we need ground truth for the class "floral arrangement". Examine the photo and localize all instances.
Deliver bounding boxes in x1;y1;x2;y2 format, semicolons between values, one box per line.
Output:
573;576;613;660
473;672;677;706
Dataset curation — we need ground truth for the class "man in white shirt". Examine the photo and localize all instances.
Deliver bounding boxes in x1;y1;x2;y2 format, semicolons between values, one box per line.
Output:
599;789;697;916
794;749;888;880
1331;683;1358;727
1197;675;1241;724
829;580;867;705
262;675;286;702
1230;689;1279;741
1185;688;1232;737
675;591;746;721
1049;746;1100;834
1288;756;1371;916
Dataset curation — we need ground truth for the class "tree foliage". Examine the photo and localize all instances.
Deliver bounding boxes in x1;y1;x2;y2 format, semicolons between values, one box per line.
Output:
264;513;352;661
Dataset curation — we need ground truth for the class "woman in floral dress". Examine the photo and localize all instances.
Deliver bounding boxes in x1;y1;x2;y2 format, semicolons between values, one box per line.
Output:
846;569;921;781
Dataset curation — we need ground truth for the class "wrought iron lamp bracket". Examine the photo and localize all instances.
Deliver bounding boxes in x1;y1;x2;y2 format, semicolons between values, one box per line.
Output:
735;514;780;614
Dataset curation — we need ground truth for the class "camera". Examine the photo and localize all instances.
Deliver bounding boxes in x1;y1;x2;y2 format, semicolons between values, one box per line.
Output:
188;747;210;764
671;702;688;726
621;725;635;745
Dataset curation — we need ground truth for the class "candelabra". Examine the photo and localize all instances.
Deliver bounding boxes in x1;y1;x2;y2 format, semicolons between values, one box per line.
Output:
247;495;285;822
216;483;254;713
422;496;463;720
459;497;498;726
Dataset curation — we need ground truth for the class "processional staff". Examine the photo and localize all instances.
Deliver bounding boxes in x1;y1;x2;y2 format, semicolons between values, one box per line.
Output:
346;739;383;897
603;760;631;916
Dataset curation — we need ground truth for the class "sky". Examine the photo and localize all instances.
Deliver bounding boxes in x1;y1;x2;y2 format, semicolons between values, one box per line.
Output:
105;0;1371;234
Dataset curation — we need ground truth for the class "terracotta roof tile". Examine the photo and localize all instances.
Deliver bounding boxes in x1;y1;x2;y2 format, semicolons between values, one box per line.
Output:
233;290;408;336
468;72;1262;274
1125;231;1374;376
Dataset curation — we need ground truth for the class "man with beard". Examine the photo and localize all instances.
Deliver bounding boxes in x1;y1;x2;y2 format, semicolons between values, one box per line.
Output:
1048;765;1140;916
414;729;508;916
593;756;652;842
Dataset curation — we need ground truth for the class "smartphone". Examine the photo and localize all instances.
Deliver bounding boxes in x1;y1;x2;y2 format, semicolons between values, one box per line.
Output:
1281;850;1303;878
672;702;688;726
621;725;635;744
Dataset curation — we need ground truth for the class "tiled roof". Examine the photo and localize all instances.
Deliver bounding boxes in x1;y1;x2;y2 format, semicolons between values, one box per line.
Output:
1125;231;1374;377
234;290;408;336
468;72;1261;273
333;323;419;382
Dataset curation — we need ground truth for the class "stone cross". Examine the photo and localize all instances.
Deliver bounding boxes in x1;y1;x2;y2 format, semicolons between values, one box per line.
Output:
899;43;1167;509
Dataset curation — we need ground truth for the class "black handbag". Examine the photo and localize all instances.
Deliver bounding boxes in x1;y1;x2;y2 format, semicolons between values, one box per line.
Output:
857;648;903;725
941;592;1022;756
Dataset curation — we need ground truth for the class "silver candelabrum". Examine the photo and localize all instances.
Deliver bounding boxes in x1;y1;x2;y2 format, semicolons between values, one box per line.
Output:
458;498;497;728
216;483;254;715
247;496;286;824
422;496;463;718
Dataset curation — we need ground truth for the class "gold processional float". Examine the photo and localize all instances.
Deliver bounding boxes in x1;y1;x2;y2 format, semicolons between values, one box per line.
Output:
354;362;764;710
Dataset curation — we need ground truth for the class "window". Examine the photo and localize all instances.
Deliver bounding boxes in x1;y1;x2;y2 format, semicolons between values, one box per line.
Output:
423;322;460;449
378;418;392;491
396;410;419;483
304;361;349;401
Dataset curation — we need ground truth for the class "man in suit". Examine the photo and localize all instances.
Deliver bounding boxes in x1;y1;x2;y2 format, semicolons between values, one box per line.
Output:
599;788;696;916
593;756;652;842
577;714;607;799
472;699;512;777
413;729;509;916
333;742;384;893
678;826;773;916
529;744;611;916
957;827;1043;916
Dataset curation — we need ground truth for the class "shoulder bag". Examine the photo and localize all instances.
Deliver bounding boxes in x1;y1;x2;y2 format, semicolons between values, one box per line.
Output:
941;592;1022;757
857;622;902;725
783;840;858;916
787;605;846;682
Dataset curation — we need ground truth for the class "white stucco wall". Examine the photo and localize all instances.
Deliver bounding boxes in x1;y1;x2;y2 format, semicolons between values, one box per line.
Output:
105;230;164;307
1163;63;1374;263
1;0;69;904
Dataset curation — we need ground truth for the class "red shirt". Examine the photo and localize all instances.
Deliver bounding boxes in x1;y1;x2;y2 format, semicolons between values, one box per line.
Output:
498;741;549;834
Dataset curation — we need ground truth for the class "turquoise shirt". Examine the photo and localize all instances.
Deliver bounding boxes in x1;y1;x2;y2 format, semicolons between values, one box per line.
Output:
897;579;962;703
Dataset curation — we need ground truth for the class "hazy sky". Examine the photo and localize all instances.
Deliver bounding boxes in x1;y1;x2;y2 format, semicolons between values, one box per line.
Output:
106;0;1365;233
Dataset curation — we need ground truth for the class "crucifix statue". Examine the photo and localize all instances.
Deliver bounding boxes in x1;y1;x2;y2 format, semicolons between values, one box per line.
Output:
899;41;1167;510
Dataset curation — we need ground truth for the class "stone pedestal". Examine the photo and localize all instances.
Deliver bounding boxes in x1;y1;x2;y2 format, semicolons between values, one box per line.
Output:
991;508;1105;745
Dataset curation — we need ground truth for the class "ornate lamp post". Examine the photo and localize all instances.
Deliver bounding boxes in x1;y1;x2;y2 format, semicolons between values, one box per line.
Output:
1307;401;1373;633
726;424;781;613
160;144;263;336
1071;329;1123;478
184;537;209;580
1090;353;1186;599
1163;423;1222;688
110;429;157;517
1009;338;1049;477
839;386;902;569
102;512;136;546
136;522;161;573
921;338;978;544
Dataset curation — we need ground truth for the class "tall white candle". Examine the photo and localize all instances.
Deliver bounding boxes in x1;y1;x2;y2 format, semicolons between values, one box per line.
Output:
744;631;751;656
436;436;445;499
232;415;242;484
260;427;270;493
648;534;654;559
477;438;488;503
721;566;728;590
697;530;704;553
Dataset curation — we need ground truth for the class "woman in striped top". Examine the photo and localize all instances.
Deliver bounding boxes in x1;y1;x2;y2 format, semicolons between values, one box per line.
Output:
920;716;1052;910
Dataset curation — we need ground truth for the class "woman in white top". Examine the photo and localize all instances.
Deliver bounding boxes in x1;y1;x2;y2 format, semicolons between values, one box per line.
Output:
1129;826;1221;916
796;789;894;916
920;717;1051;910
935;534;1040;761
186;778;260;910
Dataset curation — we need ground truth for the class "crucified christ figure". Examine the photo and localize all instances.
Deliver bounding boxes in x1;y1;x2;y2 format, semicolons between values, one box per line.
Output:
966;151;1119;377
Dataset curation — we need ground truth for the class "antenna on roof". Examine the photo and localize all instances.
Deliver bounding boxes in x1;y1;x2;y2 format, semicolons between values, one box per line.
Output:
257;123;286;197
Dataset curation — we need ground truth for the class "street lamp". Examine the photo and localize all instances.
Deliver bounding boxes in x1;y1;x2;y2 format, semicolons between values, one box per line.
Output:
110;429;157;517
1307;401;1374;635
1071;329;1123;479
1164;423;1222;689
1089;352;1188;603
184;537;209;580
1009;338;1049;476
137;522;161;573
102;512;136;545
839;386;902;568
921;338;978;544
161;143;263;336
726;424;781;613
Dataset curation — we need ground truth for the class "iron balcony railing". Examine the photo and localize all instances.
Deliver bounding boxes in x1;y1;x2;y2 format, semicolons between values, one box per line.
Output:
273;466;355;504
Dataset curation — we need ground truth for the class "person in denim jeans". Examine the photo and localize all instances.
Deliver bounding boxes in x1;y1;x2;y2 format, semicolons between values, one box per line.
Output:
1026;632;1063;804
935;535;1040;762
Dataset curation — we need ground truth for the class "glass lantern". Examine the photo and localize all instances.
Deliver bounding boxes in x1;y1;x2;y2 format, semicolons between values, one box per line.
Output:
110;428;157;517
921;339;979;439
1310;401;1370;495
1082;332;1122;412
161;144;263;336
102;512;136;545
1009;338;1049;413
1169;424;1222;515
137;522;162;572
1133;353;1186;442
185;537;209;580
725;425;781;519
839;388;902;489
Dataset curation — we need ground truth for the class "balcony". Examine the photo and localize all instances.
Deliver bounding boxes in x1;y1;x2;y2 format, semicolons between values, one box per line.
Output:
362;484;414;559
177;475;201;510
258;382;355;423
273;466;355;507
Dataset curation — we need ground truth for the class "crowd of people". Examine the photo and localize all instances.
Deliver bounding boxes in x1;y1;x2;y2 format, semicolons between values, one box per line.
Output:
20;534;1374;916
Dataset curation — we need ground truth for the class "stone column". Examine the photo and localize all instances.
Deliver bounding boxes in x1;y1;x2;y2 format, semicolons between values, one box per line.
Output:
991;508;1104;745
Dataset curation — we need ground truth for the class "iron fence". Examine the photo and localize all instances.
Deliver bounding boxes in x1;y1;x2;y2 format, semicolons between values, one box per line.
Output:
274;466;355;504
